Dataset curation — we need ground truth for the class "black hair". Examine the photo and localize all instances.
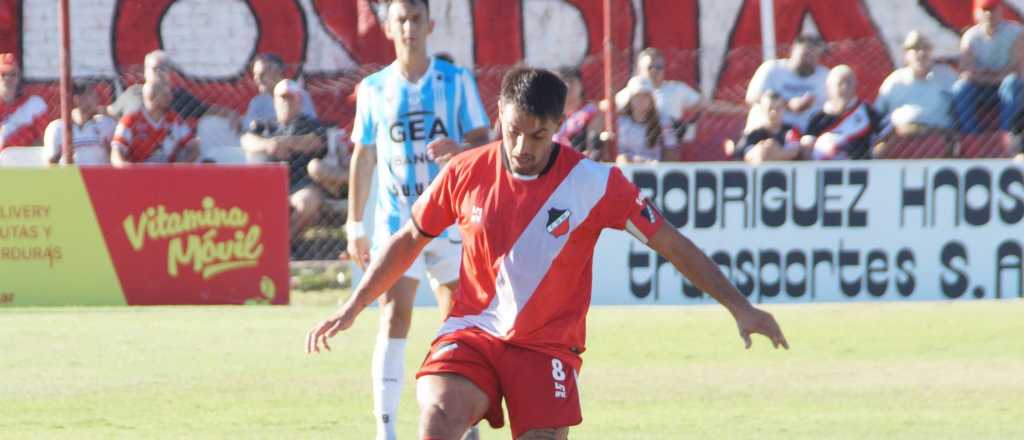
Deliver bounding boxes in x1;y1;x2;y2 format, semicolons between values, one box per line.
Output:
499;67;567;122
792;34;823;48
384;0;429;15
252;53;285;72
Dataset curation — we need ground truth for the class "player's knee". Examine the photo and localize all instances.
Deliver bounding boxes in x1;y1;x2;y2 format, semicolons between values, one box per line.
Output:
419;399;472;439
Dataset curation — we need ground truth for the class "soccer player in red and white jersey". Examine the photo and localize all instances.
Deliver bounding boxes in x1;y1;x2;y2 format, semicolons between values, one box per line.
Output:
44;80;117;165
307;68;789;440
111;81;199;165
0;53;48;149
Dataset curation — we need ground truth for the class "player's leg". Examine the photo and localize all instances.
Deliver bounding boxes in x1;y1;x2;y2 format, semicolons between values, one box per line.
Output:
372;275;419;440
417;373;490;440
289;186;323;237
499;346;583;439
516;428;569;440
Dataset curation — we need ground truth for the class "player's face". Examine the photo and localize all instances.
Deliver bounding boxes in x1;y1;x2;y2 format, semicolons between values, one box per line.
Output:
253;60;283;94
500;102;562;176
143;84;171;113
385;1;434;53
637;54;665;85
0;69;19;98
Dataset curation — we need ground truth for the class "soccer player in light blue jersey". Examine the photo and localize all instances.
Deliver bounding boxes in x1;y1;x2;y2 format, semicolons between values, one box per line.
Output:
343;1;490;439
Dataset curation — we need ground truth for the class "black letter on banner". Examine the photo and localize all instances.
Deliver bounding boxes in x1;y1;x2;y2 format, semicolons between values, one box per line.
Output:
940;241;969;298
839;240;862;297
822;169;843;227
865;250;889;297
721;170;749;228
758;249;781;299
932;168;961;227
792;168;819;226
784;250;807;298
628;243;653;299
735;250;755;298
895;249;916;297
963;167;991;226
848;169;868;227
811;249;834;301
999;167;1024;224
761;170;787;227
901;166;928;227
695;171;717;228
661;170;688;227
995;240;1022;299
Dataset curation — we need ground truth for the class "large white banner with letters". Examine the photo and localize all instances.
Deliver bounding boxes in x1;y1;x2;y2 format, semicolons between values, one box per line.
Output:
592;160;1024;304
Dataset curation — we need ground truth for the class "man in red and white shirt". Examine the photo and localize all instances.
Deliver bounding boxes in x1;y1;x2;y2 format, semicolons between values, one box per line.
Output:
111;81;198;165
307;68;788;440
0;53;48;149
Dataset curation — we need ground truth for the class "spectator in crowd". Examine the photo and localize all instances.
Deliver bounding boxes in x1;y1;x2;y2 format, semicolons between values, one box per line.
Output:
745;35;829;133
240;79;327;237
554;67;604;160
801;65;881;160
242;53;316;130
111;81;199;165
875;31;957;135
108;50;239;125
613;78;677;164
632;48;702;144
44;80;116;165
732;90;802;164
952;0;1024;134
0;53;48;149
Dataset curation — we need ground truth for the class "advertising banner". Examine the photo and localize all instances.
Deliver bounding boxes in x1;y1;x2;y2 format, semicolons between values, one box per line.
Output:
593;160;1024;304
0;165;290;306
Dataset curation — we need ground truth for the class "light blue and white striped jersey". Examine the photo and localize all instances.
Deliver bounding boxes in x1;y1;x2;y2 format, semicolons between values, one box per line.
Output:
351;58;490;240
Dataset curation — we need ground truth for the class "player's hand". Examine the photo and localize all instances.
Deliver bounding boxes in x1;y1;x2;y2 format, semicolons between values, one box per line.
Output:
347;235;371;271
305;309;356;354
426;137;461;163
734;306;789;350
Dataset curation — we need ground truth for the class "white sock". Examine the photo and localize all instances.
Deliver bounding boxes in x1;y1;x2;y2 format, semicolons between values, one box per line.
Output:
372;337;407;440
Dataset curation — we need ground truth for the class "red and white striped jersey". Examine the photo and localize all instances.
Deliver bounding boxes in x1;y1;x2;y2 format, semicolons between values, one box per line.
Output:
112;110;193;163
412;142;664;363
0;94;48;149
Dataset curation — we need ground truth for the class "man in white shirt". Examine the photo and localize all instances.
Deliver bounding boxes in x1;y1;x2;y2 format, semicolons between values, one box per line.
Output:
952;0;1024;134
875;31;957;135
626;48;702;143
744;35;828;132
44;80;116;165
242;53;317;130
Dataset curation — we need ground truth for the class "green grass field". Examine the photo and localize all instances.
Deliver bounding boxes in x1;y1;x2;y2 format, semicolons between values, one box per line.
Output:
2;298;1023;439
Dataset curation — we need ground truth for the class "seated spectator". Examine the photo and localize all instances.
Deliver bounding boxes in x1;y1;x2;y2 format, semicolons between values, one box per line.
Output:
0;53;47;149
240;79;327;236
554;67;604;160
745;35;828;133
111;81;199;165
242;53;316;130
108;50;239;125
632;48;702;143
875;31;957;135
44;80;116;165
613;78;677;164
733;90;802;164
801;66;881;160
953;0;1023;134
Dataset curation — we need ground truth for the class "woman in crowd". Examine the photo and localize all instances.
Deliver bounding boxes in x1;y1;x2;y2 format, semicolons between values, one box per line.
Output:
613;77;677;164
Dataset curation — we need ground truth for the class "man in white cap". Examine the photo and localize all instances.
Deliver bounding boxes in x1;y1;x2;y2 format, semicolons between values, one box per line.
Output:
241;79;327;237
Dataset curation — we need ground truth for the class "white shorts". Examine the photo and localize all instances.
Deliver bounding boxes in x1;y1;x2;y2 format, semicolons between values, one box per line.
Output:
374;236;461;290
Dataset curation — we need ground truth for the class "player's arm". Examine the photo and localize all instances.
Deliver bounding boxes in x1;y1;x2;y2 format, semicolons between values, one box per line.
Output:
346;142;377;268
643;222;789;349
306;221;432;353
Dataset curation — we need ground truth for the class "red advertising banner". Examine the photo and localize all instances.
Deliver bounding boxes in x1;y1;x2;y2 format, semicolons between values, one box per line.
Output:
0;165;290;306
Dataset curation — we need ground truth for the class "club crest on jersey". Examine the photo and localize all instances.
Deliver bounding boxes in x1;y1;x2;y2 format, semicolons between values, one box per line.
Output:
546;208;571;238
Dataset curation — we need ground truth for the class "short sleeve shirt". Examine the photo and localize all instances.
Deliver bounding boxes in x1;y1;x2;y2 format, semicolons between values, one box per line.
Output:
247;114;327;191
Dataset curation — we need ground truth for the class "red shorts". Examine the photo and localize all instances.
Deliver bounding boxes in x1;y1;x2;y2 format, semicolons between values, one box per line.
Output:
416;328;583;438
